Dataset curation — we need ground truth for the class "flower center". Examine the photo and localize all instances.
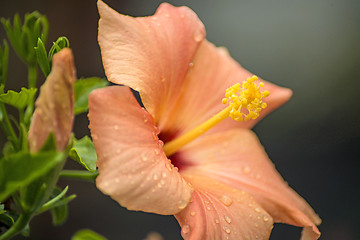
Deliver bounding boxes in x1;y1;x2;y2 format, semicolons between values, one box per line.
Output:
163;75;269;157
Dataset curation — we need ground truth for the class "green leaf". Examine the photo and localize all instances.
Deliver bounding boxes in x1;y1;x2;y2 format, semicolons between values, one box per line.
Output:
71;229;107;240
1;12;49;65
0;40;9;85
0;212;15;227
0;87;37;109
35;38;50;77
69;136;97;172
48;36;69;61
0;203;4;213
45;187;74;226
0;150;65;202
74;77;109;114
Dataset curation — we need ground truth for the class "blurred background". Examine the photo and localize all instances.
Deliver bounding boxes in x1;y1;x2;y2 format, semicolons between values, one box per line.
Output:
1;0;360;239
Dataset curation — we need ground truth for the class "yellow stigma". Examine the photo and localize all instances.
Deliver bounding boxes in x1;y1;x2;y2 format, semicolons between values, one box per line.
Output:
163;75;269;157
222;75;269;122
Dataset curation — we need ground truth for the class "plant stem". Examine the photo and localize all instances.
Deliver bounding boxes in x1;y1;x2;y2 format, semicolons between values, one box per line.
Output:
28;64;37;89
0;102;17;144
59;170;98;181
0;213;31;240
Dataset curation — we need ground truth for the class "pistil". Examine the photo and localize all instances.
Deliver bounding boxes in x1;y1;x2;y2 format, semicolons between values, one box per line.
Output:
163;76;269;157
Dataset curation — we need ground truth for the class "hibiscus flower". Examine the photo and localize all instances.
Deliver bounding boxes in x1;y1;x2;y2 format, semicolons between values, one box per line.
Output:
88;1;321;239
28;48;75;152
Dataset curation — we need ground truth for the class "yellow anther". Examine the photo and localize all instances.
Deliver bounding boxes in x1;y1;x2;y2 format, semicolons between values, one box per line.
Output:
222;76;269;122
163;75;270;157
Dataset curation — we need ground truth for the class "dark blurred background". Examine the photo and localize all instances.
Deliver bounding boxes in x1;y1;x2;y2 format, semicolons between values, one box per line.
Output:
1;0;360;239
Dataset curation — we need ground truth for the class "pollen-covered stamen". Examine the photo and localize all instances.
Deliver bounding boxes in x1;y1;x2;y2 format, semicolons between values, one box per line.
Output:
163;75;270;157
222;76;269;122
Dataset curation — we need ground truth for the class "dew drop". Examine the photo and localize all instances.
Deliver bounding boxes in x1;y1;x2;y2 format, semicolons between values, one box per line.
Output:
181;225;190;235
141;153;148;162
243;166;251;173
254;207;261;213
92;134;98;140
215;219;220;224
206;206;211;211
263;216;269;222
114;125;119;130
158;140;164;147
193;30;204;42
190;211;196;216
219;195;233;206
255;223;259;228
153;173;159;180
223;226;231;234
154;148;160;155
178;200;187;210
180;14;185;18
224;215;232;224
162;172;167;178
189;62;194;67
160;179;165;185
165;13;170;18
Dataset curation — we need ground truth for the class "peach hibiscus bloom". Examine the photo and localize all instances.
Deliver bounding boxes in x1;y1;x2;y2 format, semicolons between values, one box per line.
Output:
28;48;75;152
88;1;321;239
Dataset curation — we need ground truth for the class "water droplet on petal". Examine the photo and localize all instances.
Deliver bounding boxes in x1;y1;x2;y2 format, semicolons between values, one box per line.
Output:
219;195;233;206
177;200;187;210
181;225;190;235
141;153;148;162
193;30;204;42
263;216;269;222
165;13;170;18
162;172;167;178
180;14;185;19
189;62;194;67
243;166;251;173
114;125;119;130
154;148;160;155
254;207;261;213
224;215;232;224
153;173;159;180
190;211;196;216
215;219;220;224
223;226;231;234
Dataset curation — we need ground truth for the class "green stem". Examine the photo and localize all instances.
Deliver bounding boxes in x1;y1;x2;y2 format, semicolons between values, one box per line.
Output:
0;213;31;240
0;102;17;144
28;64;37;89
59;170;98;181
26;64;37;122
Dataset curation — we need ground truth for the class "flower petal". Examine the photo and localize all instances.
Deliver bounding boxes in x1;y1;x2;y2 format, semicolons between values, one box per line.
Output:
97;0;205;127
28;48;75;152
88;86;193;215
175;175;274;240
180;129;321;239
159;40;292;140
